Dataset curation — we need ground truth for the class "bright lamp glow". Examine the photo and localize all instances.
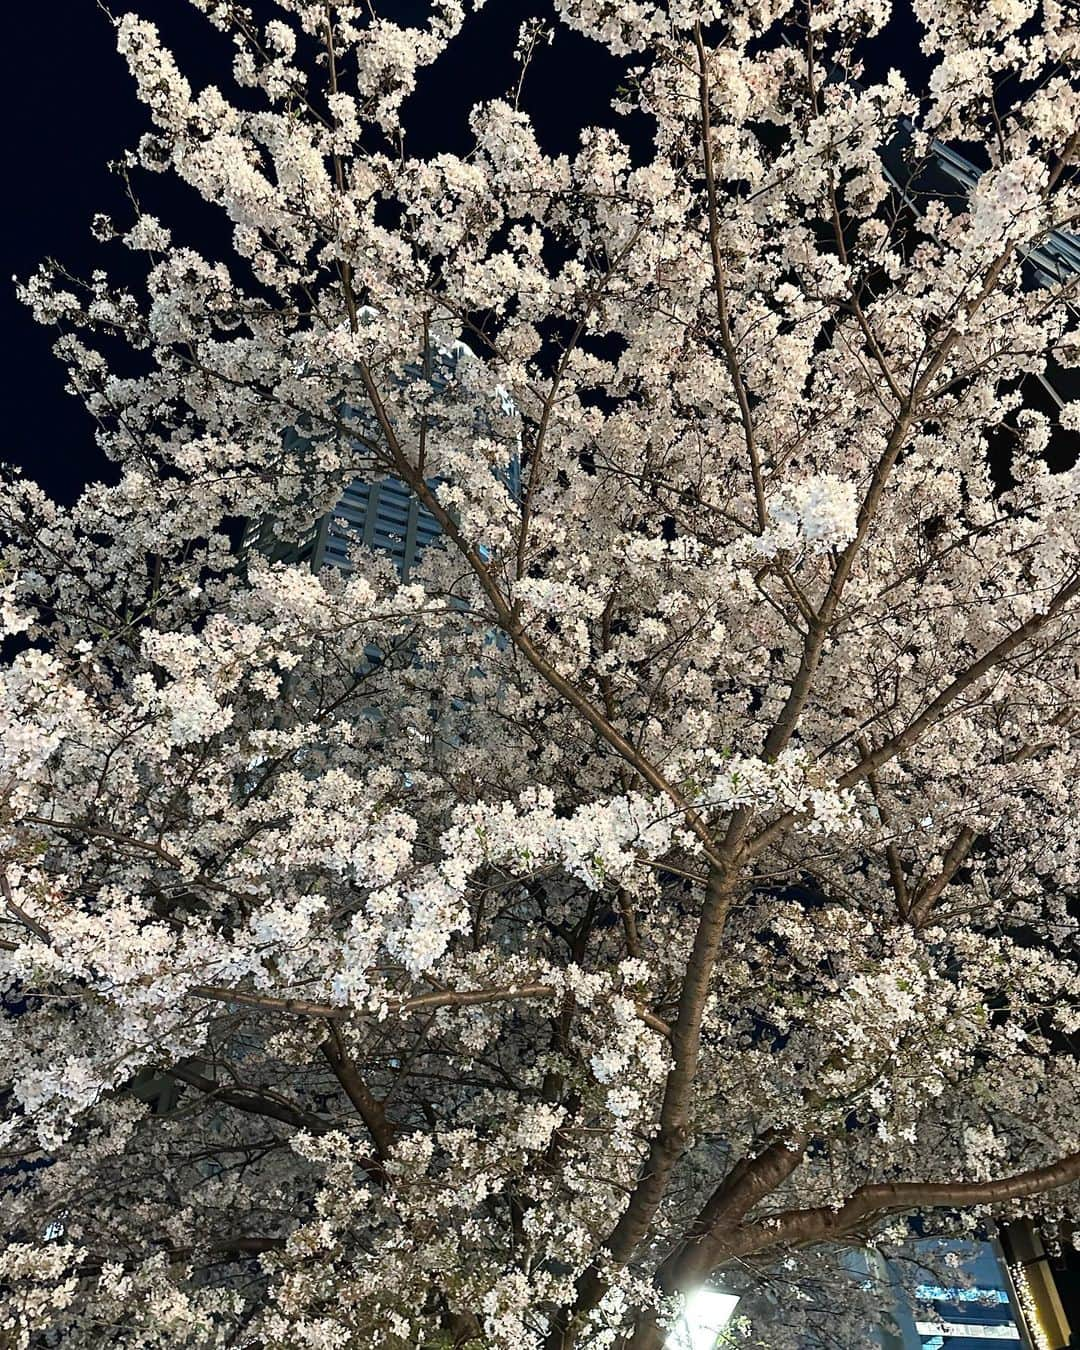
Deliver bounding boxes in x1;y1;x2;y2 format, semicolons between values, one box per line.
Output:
664;1289;740;1350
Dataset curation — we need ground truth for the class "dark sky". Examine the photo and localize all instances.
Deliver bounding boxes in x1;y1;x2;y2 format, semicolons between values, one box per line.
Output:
3;2;135;502
3;3;212;502
0;1;639;504
1;2;919;505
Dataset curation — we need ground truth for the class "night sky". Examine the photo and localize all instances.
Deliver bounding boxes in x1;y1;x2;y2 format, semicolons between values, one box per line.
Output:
0;1;634;504
1;2;930;507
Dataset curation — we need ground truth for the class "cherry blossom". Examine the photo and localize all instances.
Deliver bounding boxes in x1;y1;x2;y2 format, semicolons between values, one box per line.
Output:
2;0;1080;1346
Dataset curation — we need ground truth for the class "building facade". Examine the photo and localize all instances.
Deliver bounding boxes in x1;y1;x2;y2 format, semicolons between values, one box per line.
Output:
242;327;518;581
845;1229;1071;1350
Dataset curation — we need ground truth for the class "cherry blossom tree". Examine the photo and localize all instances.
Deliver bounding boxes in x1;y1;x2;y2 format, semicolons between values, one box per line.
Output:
3;0;1080;1345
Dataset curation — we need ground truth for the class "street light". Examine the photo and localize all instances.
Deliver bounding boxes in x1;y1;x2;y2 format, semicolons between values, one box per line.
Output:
664;1289;741;1350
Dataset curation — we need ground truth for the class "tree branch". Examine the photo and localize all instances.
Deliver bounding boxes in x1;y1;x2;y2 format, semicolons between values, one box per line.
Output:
626;1134;807;1349
857;737;910;918
345;350;727;869
720;1147;1080;1259
907;825;976;928
76;1233;287;1278
694;25;767;532
748;569;1080;859
548;866;737;1346
1;871;51;944
167;1061;334;1137
190;982;672;1039
320;1023;396;1162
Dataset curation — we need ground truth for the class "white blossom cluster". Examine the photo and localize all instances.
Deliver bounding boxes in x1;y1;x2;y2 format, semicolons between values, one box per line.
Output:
696;747;862;835
440;786;693;892
757;474;861;557
2;0;1080;1345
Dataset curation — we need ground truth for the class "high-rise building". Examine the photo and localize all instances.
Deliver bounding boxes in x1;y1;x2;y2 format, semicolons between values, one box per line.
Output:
241;439;447;580
844;1229;1071;1350
885;128;1080;443
242;329;518;581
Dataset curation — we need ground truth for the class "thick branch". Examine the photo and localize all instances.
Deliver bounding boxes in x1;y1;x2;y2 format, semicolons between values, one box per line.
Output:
320;1023;396;1161
626;1135;807;1350
720;1147;1080;1260
668;1135;806;1284
606;867;736;1260
167;1062;333;1136
908;825;976;928
547;867;737;1347
190;985;351;1018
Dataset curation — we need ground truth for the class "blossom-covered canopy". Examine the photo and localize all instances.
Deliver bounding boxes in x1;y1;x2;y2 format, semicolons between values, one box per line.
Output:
2;1;1080;1346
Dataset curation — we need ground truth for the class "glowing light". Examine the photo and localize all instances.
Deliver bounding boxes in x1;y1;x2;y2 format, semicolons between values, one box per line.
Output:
914;1284;1010;1304
1009;1264;1053;1350
664;1289;740;1350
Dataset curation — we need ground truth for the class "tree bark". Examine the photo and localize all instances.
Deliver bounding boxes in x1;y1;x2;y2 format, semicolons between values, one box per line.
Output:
544;867;738;1348
624;1135;806;1350
720;1147;1080;1259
